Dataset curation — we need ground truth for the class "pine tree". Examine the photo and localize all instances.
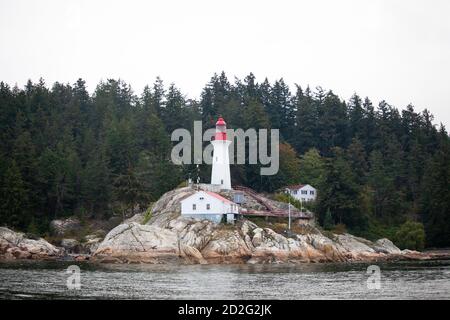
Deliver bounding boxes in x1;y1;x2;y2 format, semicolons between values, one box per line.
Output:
270;79;294;140
421;126;450;247
80;145;111;217
348;93;364;139
162;83;187;133
298;148;326;188
319;148;366;230
317;91;349;155
346;138;368;184
0;161;28;228
361;97;377;152
294;85;318;154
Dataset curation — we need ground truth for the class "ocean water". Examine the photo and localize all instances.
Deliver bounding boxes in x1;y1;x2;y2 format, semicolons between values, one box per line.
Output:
0;260;449;299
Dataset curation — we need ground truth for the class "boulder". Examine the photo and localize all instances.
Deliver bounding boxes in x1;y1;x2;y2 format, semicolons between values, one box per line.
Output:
373;238;402;254
50;217;81;236
303;233;346;262
180;244;207;264
169;217;216;250
0;227;61;260
335;233;376;259
123;213;145;224
201;230;252;263
147;187;196;227
60;238;80;253
93;223;181;263
82;234;103;254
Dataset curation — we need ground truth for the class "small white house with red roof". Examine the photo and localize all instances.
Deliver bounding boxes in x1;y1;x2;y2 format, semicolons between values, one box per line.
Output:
181;190;239;224
285;184;317;202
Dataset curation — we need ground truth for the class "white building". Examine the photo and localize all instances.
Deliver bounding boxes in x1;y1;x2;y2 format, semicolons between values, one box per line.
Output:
181;190;239;224
211;117;232;190
286;184;317;202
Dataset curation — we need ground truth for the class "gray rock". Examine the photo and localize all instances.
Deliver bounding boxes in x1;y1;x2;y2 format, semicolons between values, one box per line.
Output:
50;217;81;236
201;230;252;263
85;234;100;241
123;213;145;224
0;227;61;260
335;234;376;254
60;238;80;252
83;236;103;254
93;222;180;263
373;238;402;254
148;187;196;227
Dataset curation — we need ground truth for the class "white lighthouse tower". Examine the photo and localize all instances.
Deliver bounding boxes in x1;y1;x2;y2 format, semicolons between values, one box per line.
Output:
211;117;232;190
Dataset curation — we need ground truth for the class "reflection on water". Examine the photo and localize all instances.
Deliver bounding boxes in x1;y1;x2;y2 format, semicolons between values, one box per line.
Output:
0;260;449;299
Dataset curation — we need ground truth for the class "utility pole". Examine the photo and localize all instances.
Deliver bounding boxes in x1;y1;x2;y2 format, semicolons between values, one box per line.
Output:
285;189;291;231
288;196;291;231
196;164;200;190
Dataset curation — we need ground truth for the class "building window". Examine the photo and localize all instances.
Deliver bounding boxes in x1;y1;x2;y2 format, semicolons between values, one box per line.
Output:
301;190;307;195
310;190;315;195
192;204;196;210
294;190;297;195
206;204;211;210
221;179;223;184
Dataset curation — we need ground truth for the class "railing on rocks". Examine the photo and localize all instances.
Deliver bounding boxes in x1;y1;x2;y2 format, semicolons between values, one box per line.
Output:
233;185;312;220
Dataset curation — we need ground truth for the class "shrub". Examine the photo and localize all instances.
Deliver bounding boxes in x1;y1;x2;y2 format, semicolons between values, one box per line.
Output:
177;180;188;188
323;208;334;230
332;223;347;234
273;193;304;211
26;218;40;236
142;205;153;225
394;221;425;251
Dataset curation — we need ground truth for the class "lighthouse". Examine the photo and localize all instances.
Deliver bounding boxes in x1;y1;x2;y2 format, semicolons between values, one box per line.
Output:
211;117;232;190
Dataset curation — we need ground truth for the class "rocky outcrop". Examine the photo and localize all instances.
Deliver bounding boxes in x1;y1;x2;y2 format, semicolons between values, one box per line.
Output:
92;214;411;265
149;187;196;227
50;217;82;236
89;187;431;265
201;229;252;263
94;223;181;263
123;213;145;224
83;234;103;254
0;227;61;260
373;238;403;255
60;238;81;253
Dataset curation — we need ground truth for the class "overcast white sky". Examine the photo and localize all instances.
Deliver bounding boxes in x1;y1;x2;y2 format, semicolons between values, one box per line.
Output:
1;0;449;128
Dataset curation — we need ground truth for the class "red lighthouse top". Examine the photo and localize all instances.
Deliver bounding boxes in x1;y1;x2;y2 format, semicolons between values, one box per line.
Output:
216;117;226;126
214;117;228;141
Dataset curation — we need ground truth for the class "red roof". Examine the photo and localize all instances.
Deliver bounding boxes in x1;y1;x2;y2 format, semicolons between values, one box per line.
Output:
205;191;235;205
214;117;228;141
216;117;226;126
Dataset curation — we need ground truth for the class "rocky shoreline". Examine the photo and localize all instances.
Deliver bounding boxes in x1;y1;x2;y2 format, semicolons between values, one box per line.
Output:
1;187;448;264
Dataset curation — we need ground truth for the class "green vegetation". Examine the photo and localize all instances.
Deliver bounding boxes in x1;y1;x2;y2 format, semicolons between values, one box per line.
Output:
142;206;153;225
273;193;302;210
323;208;334;230
331;223;347;235
0;73;449;248
394;221;426;251
272;192;317;213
